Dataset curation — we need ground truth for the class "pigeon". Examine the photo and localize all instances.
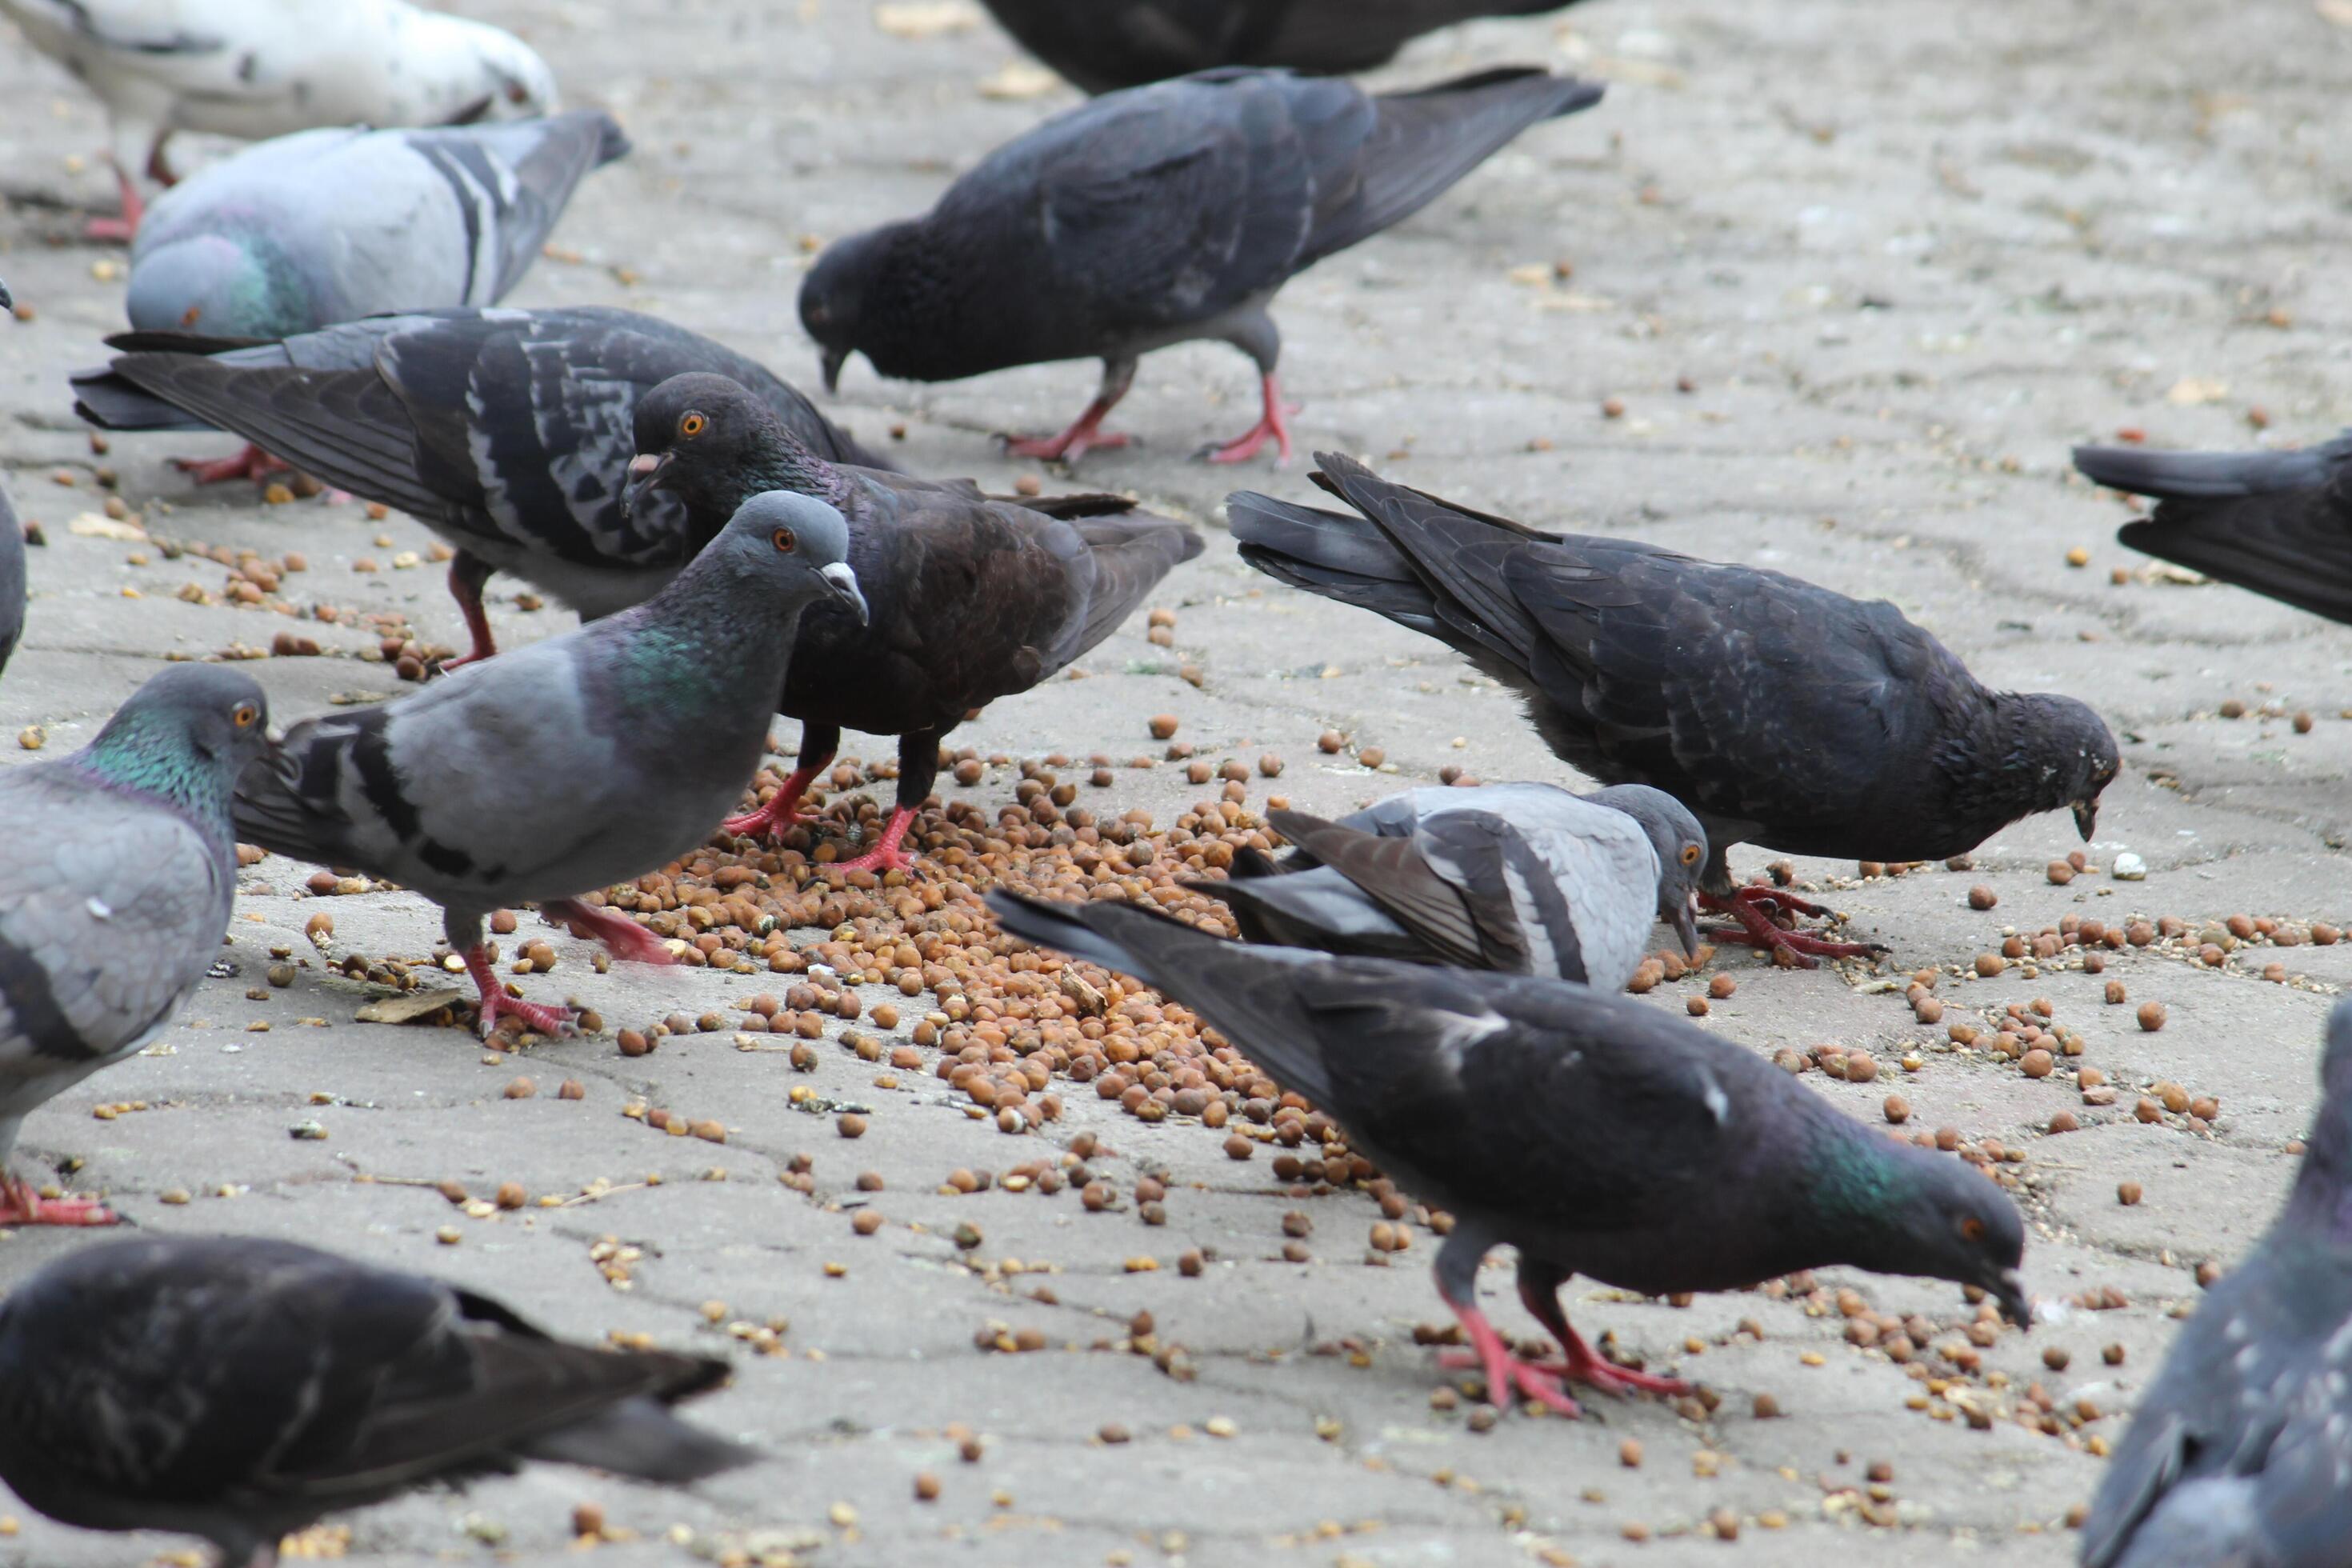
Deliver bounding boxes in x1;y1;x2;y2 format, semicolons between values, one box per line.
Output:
130;110;628;357
0;663;272;1226
986;889;2031;1416
800;66;1602;465
2074;433;2352;626
1228;454;2121;966
233;491;868;1038
979;0;1586;94
1190;782;1705;990
71;306;886;666
2079;1000;2352;1568
0;275;20;678
1;0;558;239
0;1235;751;1567
625;372;1202;873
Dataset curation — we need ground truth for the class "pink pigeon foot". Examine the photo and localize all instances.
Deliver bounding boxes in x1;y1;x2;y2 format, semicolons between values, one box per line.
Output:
1005;404;1133;465
1439;1329;1690;1398
722;759;830;841
0;1173;118;1227
462;945;576;1038
1700;884;1885;969
1441;1301;1584;1418
540;898;676;966
1201;374;1298;466
171;444;291;486
830;805;916;875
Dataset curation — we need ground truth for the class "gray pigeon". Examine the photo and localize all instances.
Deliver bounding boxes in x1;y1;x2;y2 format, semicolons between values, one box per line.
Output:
626;372;1202;872
987;890;2030;1418
232;492;868;1038
1230;454;2122;966
2079;999;2352;1568
0;1235;751;1568
979;0;1589;93
0;663;272;1226
128;111;628;438
1;0;558;240
800;66;1602;465
70;306;886;666
2074;433;2352;626
1190;782;1704;990
0;276;19;678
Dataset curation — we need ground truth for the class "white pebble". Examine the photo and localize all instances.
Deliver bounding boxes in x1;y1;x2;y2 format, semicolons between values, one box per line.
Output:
2110;852;2146;882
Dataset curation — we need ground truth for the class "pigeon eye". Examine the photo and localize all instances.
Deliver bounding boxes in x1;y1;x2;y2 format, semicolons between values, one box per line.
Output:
1680;843;1701;866
1960;1216;1986;1243
679;412;707;439
770;528;796;553
231;704;258;730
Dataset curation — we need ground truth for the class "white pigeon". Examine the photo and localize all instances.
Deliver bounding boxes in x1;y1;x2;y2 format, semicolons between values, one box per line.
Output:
0;0;558;238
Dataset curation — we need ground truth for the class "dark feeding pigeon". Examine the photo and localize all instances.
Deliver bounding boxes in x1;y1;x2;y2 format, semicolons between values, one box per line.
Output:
800;66;1602;466
978;0;1586;94
987;890;2030;1416
233;493;868;1038
1190;782;1704;990
71;306;886;666
2;0;558;240
1229;455;2121;966
0;1235;751;1568
626;373;1202;874
2074;433;2352;626
2080;1000;2352;1568
0;664;272;1226
130;113;629;430
0;276;18;678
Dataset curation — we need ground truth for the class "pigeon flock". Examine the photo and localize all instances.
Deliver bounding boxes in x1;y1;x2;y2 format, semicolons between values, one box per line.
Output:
0;1;2336;1564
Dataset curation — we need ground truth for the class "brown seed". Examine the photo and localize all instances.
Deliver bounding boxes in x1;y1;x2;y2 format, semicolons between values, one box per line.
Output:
2137;1002;2166;1032
1318;730;1344;753
1149;714;1179;740
1686;997;1710;1018
2020;1049;2054;1079
503;1076;534;1099
1098;1422;1131;1444
838;1113;868;1138
1179;1249;1204;1276
1358;746;1386;769
1846;1051;1877;1083
1258;754;1283;778
2197;1259;2222;1288
2295;710;2315;733
2190;1096;2220;1121
1882;1095;1910;1125
852;1210;884;1235
1967;885;1998;910
1752;1393;1781;1419
1975;953;2006;978
2048;1111;2079;1134
2134;1098;2163;1125
1706;974;1737;1001
2046;861;2074;886
2042;1346;2071;1371
914;1472;941;1502
1914;997;1944;1025
495;1181;526;1209
618;1028;651;1057
2118;1182;2142;1206
1619;1438;1643;1468
2103;1343;2126;1366
2219;698;2246;719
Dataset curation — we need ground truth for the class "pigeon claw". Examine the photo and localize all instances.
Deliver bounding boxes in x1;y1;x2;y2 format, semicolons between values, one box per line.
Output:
0;1174;119;1227
1003;426;1133;464
170;443;294;486
1700;885;1886;968
722;762;827;842
540;898;675;967
461;944;578;1039
1199;374;1297;466
1444;1303;1585;1419
829;806;918;877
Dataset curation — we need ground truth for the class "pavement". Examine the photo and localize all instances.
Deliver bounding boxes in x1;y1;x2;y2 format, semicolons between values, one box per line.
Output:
1;0;2349;1563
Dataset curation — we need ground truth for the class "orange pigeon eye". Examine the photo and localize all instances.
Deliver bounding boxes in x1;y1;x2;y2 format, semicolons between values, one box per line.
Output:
680;412;707;439
231;704;258;729
770;528;796;553
1680;843;1701;866
1960;1216;1986;1242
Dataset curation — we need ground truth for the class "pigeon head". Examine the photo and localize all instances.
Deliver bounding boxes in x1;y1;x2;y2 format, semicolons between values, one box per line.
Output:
78;665;273;830
2290;998;2352;1210
694;491;868;626
1588;785;1706;956
0;277;10;314
126;232;307;339
423;14;559;124
800;227;905;392
2014;693;2119;841
627;374;840;530
1822;1136;2030;1327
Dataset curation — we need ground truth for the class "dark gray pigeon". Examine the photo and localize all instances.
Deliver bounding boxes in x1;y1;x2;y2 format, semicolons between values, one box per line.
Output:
0;1235;750;1568
2080;999;2352;1568
800;66;1602;465
129;111;629;393
978;0;1587;93
2074;433;2352;626
232;491;868;1038
987;889;2030;1417
1;274;18;678
1190;782;1704;990
1229;454;2121;966
626;372;1201;873
71;306;886;666
0;663;272;1226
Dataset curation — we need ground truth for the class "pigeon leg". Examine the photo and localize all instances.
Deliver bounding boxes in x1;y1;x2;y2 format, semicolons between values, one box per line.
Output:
0;1174;118;1227
1699;885;1885;969
1430;1230;1583;1418
723;725;839;840
436;552;501;671
170;444;291;485
1514;1261;1691;1397
833;806;915;876
1201;373;1298;467
539;898;676;966
82;155;145;242
831;731;937;875
460;943;576;1039
1005;358;1137;464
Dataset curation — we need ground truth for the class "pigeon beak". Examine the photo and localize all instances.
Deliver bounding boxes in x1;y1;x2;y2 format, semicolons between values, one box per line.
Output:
1670;895;1701;958
2071;798;2098;842
820;561;869;626
623;450;671;519
821;346;848;394
1994;1268;2031;1330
